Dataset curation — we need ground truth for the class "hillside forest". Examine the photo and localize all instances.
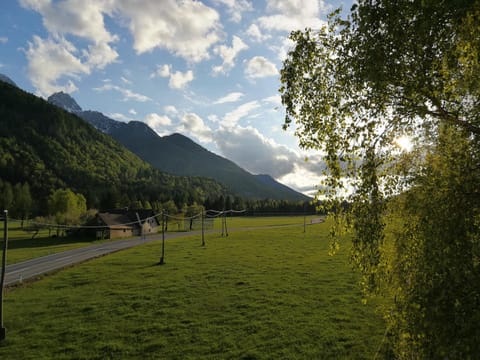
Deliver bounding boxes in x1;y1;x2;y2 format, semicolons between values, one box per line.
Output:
0;81;315;224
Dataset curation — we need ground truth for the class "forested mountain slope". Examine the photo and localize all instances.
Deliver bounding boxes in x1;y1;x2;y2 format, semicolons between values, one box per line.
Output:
0;80;226;212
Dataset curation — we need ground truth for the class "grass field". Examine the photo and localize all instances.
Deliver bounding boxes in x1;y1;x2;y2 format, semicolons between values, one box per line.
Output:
0;220;384;359
1;216;317;265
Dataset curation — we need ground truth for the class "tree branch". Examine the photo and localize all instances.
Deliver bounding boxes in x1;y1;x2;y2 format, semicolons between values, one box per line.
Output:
428;96;480;135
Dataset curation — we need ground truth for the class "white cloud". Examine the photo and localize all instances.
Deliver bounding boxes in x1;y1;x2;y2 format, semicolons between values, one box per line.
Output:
177;112;213;143
212;35;248;75
128;108;137;115
278;165;321;197
20;0;116;42
269;36;296;61
223;100;260;127
164;105;178;115
214;92;244;104
212;0;253;22
84;41;118;69
258;0;326;32
25;35;90;96
213;125;325;194
169;70;194;89
262;95;281;105
19;0;118;94
145;113;172;128
208;114;220;123
246;24;270;42
115;0;222;62
0;37;7;44
215;125;298;178
107;112;132;122
244;56;278;79
152;64;194;89
121;76;132;85
151;64;171;78
94;83;151;102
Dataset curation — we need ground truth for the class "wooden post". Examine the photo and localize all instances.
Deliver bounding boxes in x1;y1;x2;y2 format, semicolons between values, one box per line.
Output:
159;211;165;265
224;211;229;237
201;210;205;247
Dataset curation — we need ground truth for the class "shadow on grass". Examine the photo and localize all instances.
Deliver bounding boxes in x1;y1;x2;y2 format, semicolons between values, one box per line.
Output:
7;236;95;250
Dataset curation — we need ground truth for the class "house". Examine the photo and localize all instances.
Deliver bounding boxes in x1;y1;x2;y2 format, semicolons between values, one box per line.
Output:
90;208;160;240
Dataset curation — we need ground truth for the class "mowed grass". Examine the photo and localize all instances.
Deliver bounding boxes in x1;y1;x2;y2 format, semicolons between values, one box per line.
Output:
0;222;385;359
2;216;319;265
212;215;320;229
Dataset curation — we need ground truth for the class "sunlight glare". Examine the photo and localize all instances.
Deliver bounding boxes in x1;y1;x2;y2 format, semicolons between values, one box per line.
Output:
395;135;413;152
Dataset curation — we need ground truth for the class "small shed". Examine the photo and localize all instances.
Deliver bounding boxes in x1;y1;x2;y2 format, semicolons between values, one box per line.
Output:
94;212;134;239
90;209;160;239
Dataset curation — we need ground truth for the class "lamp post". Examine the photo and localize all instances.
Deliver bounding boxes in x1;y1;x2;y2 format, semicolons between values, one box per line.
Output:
1;210;8;341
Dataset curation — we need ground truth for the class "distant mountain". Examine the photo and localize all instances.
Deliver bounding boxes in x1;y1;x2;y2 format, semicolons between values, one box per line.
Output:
47;91;82;113
47;92;309;201
78;110;124;133
0;73;17;87
255;174;302;194
0;81;226;211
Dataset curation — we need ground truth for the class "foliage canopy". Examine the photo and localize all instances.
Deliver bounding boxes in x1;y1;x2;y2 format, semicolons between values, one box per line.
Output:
280;0;480;357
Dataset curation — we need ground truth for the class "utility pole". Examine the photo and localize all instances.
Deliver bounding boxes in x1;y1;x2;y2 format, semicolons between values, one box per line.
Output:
201;210;205;247
303;203;306;234
135;212;143;240
159;211;165;265
224;211;229;237
1;210;8;341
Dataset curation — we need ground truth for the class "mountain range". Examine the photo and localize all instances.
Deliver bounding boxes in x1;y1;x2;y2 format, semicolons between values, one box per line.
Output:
47;92;309;201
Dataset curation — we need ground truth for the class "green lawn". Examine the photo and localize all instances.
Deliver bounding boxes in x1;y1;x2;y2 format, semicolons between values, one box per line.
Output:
0;222;384;359
214;215;320;229
2;216;321;265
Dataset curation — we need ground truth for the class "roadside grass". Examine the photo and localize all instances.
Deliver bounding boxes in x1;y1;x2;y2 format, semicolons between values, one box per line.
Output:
0;223;384;359
0;222;108;265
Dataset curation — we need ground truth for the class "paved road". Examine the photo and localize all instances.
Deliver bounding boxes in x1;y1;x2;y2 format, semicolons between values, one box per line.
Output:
4;231;203;287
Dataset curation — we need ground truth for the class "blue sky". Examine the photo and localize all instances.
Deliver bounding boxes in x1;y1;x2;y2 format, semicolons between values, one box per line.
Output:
0;0;353;196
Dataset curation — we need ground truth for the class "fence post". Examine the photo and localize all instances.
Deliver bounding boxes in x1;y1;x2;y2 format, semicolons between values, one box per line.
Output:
1;210;8;341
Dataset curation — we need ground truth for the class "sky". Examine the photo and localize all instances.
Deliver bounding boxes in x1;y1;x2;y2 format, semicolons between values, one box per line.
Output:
0;0;353;197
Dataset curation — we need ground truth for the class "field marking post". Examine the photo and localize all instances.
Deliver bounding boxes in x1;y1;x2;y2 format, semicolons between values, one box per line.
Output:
0;210;8;341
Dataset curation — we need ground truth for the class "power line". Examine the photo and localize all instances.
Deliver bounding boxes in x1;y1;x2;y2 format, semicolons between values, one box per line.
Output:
9;209;246;231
